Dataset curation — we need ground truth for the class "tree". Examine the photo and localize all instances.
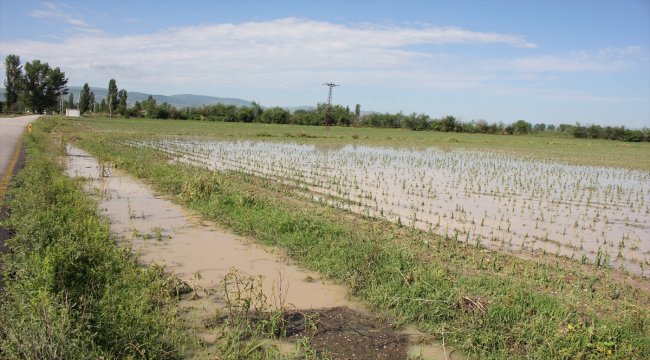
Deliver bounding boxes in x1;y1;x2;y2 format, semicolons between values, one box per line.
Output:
251;101;263;118
237;107;256;122
4;54;23;113
116;89;128;116
143;95;157;118
99;98;107;112
355;104;361;118
66;93;75;109
107;79;118;117
533;123;546;132
260;107;290;124
23;59;68;113
439;115;458;132
79;83;91;114
89;91;95;112
512;119;532;134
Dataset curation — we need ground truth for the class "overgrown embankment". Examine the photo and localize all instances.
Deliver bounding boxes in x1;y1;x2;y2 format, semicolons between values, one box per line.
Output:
0;121;188;358
75;129;650;359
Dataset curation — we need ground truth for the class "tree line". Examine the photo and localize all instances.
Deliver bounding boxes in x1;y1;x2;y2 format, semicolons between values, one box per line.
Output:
2;54;128;117
4;54;646;142
114;99;649;142
2;54;68;114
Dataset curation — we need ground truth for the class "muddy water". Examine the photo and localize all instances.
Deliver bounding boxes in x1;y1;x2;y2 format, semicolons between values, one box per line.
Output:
65;145;354;309
134;139;650;276
65;145;457;359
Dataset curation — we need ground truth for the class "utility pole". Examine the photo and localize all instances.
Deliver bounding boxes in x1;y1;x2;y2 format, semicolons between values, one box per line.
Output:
323;82;339;128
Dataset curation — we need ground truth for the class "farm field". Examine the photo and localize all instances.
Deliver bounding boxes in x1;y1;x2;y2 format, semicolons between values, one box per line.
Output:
135;138;649;276
4;116;648;359
76;117;650;274
74;116;650;170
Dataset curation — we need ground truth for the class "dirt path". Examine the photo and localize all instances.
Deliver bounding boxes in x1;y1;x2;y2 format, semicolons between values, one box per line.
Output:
65;145;461;359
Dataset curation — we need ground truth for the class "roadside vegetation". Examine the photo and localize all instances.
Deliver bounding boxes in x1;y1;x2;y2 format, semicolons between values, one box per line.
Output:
54;116;649;359
0;121;190;358
0;118;330;359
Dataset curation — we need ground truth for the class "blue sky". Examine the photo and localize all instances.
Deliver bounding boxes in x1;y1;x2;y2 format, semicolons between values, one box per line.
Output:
1;0;649;128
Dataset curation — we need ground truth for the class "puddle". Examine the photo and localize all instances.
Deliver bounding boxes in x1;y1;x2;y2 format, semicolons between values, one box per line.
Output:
132;139;650;276
65;145;457;359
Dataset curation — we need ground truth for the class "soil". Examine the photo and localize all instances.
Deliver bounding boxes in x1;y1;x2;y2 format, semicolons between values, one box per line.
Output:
284;306;409;360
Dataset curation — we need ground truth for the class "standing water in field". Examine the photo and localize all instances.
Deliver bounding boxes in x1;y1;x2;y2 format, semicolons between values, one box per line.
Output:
132;138;650;276
65;145;459;359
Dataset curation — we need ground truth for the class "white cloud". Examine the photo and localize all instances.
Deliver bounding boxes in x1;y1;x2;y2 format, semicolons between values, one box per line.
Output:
0;17;536;93
29;2;101;34
498;47;645;73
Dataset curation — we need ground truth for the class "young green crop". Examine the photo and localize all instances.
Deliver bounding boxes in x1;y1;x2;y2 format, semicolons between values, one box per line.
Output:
60;116;650;359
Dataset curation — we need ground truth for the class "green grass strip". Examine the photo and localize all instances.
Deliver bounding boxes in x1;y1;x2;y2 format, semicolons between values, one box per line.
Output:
0;122;189;359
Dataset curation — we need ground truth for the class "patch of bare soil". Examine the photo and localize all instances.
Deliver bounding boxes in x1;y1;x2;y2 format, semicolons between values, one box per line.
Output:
284;306;409;360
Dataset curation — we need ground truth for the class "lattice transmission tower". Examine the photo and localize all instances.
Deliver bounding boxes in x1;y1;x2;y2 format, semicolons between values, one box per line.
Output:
323;82;340;128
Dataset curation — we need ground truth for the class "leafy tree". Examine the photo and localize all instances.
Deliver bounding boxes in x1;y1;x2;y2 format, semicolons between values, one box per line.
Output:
79;83;91;114
260;107;290;124
291;109;323;125
251;101;263;118
116;89;128;116
4;54;23;112
89;91;95;112
99;98;107;112
65;93;75;109
107;79;118;117
438;115;458;132
533;123;546;132
237;107;256;122
143;95;157;118
132;100;143;116
512;119;532;134
23;59;68;113
355;104;361;118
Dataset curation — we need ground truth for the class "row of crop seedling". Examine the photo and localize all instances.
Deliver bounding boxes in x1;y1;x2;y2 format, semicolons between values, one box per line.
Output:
128;138;650;276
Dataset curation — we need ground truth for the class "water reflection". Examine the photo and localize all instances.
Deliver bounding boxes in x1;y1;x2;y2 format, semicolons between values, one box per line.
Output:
131;138;650;276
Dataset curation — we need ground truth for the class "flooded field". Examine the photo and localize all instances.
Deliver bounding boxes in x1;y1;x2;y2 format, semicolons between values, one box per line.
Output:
65;145;459;359
132;138;650;275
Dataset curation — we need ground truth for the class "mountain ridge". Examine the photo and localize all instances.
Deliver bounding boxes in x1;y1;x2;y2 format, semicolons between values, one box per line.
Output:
0;86;252;108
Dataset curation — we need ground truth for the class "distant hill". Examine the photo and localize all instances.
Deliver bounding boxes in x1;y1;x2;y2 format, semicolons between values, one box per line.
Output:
0;86;252;108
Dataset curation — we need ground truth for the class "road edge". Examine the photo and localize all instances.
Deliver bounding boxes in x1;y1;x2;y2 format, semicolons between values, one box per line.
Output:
0;132;26;202
0;135;27;294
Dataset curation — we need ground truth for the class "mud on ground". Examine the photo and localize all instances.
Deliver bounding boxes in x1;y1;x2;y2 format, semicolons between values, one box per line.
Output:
284;306;409;360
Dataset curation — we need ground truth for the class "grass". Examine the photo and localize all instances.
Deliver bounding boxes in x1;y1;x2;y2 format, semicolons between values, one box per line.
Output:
48;116;650;359
73;116;650;170
0;117;329;359
0;120;190;358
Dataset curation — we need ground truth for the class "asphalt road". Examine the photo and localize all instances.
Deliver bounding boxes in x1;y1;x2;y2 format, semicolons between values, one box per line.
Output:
0;115;39;195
